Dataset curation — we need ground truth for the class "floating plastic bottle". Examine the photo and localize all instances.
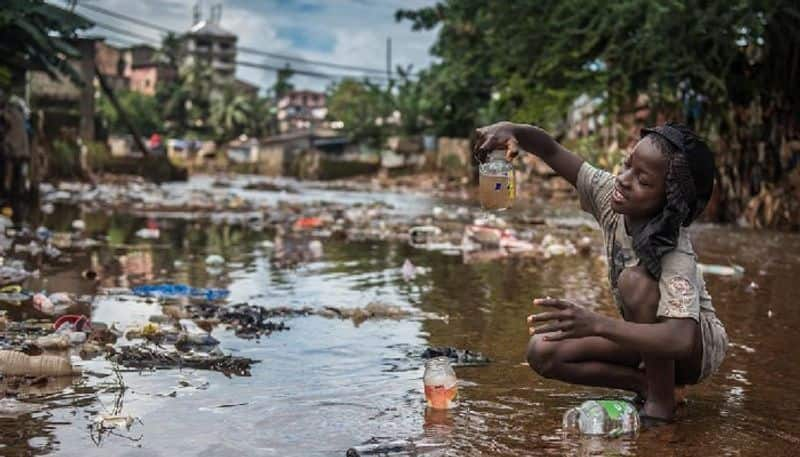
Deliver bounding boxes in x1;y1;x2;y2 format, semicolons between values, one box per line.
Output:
562;400;640;437
423;356;458;409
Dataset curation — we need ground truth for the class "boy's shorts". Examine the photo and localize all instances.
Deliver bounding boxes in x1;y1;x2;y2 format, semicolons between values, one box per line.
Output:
697;311;728;383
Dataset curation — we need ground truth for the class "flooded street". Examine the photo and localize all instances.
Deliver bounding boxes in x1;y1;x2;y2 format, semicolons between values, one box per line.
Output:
3;176;799;456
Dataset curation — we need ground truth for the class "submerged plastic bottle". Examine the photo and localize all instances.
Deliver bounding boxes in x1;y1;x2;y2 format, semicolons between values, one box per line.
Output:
423;357;458;409
562;400;640;437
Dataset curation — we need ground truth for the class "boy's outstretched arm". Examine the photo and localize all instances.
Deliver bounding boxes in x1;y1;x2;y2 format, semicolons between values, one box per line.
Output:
475;122;584;187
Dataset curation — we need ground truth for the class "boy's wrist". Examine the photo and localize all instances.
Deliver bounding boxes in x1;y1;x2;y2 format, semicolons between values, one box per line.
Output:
594;315;614;338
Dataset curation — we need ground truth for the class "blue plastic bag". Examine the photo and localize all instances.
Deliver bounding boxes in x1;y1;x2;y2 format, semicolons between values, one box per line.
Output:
131;283;229;301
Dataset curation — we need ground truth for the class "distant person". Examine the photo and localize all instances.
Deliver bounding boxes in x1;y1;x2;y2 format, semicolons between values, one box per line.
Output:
474;121;728;424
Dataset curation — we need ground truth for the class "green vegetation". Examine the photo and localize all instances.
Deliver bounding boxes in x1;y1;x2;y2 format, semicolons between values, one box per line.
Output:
0;0;92;88
395;0;800;225
327;79;393;148
98;89;163;136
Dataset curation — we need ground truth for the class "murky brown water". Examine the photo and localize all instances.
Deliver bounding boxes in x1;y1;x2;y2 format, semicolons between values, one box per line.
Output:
3;176;799;456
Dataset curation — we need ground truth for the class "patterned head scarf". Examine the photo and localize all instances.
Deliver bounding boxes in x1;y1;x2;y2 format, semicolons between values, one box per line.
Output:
631;122;716;278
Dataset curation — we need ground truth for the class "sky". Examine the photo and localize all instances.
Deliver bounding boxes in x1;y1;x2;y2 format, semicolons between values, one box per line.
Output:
67;0;440;93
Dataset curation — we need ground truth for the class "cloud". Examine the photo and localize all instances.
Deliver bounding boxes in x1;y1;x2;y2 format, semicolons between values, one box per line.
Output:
276;25;336;54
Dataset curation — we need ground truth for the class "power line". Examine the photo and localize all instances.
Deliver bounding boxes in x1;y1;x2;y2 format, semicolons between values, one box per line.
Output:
91;21;161;45
76;2;403;76
236;60;391;83
77;2;173;34
84;18;394;83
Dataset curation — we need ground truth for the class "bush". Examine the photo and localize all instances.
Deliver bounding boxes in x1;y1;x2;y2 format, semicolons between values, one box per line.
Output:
49;139;79;178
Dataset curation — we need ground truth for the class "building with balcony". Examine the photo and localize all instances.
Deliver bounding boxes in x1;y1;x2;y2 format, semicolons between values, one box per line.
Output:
277;90;328;133
181;6;237;84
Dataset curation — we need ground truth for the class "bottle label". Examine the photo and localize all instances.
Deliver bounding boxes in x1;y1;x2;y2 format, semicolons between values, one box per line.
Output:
598;400;625;420
424;384;458;409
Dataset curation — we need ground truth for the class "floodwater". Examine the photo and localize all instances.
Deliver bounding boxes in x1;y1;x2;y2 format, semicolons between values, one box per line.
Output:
3;176;799;456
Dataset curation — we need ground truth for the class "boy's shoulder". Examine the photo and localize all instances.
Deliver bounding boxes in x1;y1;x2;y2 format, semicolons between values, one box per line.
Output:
661;229;698;273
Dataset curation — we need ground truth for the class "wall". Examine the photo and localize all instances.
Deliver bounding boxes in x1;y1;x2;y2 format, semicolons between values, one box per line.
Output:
128;66;159;96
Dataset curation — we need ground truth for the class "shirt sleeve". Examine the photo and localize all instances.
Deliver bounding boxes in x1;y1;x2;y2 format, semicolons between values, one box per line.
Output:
657;250;702;321
576;161;615;229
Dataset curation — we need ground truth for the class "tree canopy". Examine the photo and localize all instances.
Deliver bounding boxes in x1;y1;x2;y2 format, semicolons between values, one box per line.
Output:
0;0;92;88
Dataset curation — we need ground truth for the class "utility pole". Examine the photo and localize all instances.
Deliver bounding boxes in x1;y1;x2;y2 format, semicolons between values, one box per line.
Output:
386;37;392;83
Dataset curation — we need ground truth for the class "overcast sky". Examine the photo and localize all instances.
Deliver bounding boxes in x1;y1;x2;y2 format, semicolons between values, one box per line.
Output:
67;0;439;93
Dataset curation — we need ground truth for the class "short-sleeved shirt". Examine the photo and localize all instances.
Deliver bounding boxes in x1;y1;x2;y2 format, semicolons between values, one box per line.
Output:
576;162;717;321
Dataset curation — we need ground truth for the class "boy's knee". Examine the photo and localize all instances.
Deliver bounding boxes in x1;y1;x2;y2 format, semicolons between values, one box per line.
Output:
618;265;660;322
526;334;560;379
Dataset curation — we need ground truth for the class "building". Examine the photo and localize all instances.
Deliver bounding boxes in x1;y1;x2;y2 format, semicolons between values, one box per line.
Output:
127;63;177;96
122;45;176;96
94;41;127;90
234;79;260;97
181;4;236;84
277;90;328;133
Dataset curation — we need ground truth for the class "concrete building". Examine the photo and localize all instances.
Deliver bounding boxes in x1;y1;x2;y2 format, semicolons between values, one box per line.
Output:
181;4;237;84
94;41;127;90
277;90;328;133
121;45;176;96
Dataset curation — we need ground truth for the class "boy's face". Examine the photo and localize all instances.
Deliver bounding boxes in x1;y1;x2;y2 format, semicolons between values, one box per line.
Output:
611;136;668;220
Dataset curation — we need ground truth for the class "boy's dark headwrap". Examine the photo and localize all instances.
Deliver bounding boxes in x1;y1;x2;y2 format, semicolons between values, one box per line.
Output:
632;122;716;278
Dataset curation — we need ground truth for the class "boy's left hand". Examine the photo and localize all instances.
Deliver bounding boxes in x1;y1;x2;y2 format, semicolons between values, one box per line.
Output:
526;298;606;341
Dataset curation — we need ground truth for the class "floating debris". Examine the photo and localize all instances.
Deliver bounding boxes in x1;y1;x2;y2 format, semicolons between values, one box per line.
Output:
0;398;44;418
421;346;491;366
93;414;136;430
0;350;79;377
131;283;230;301
346;437;447;456
698;263;745;277
107;345;259;377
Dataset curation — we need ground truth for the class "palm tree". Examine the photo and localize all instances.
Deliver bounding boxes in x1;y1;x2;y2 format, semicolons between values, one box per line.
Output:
210;86;252;142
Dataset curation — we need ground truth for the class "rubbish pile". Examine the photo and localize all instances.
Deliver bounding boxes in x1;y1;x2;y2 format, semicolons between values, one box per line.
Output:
107;345;258;377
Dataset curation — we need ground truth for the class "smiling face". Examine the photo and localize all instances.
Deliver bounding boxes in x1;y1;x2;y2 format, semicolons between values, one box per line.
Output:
611;136;668;220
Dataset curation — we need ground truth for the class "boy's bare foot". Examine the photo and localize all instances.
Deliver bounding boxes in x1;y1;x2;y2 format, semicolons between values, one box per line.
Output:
641;399;675;421
633;386;688;408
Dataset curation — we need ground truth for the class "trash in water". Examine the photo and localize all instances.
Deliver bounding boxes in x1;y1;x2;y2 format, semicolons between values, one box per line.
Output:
175;318;220;350
562;399;640;437
319;302;413;326
346;437;447;456
401;259;427;281
34;334;70;350
31;293;54;314
698;263;745;277
0;266;30;286
408;226;442;248
423;356;458;410
293;217;324;230
308;240;324;259
421;346;490;366
0;398;44;418
107;345;258;377
210;303;290;339
135;228;160;239
0;350;79;377
131;283;230;301
53;314;91;332
71;219;85;232
93;414;136;430
204;254;225;266
541;234;577;258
